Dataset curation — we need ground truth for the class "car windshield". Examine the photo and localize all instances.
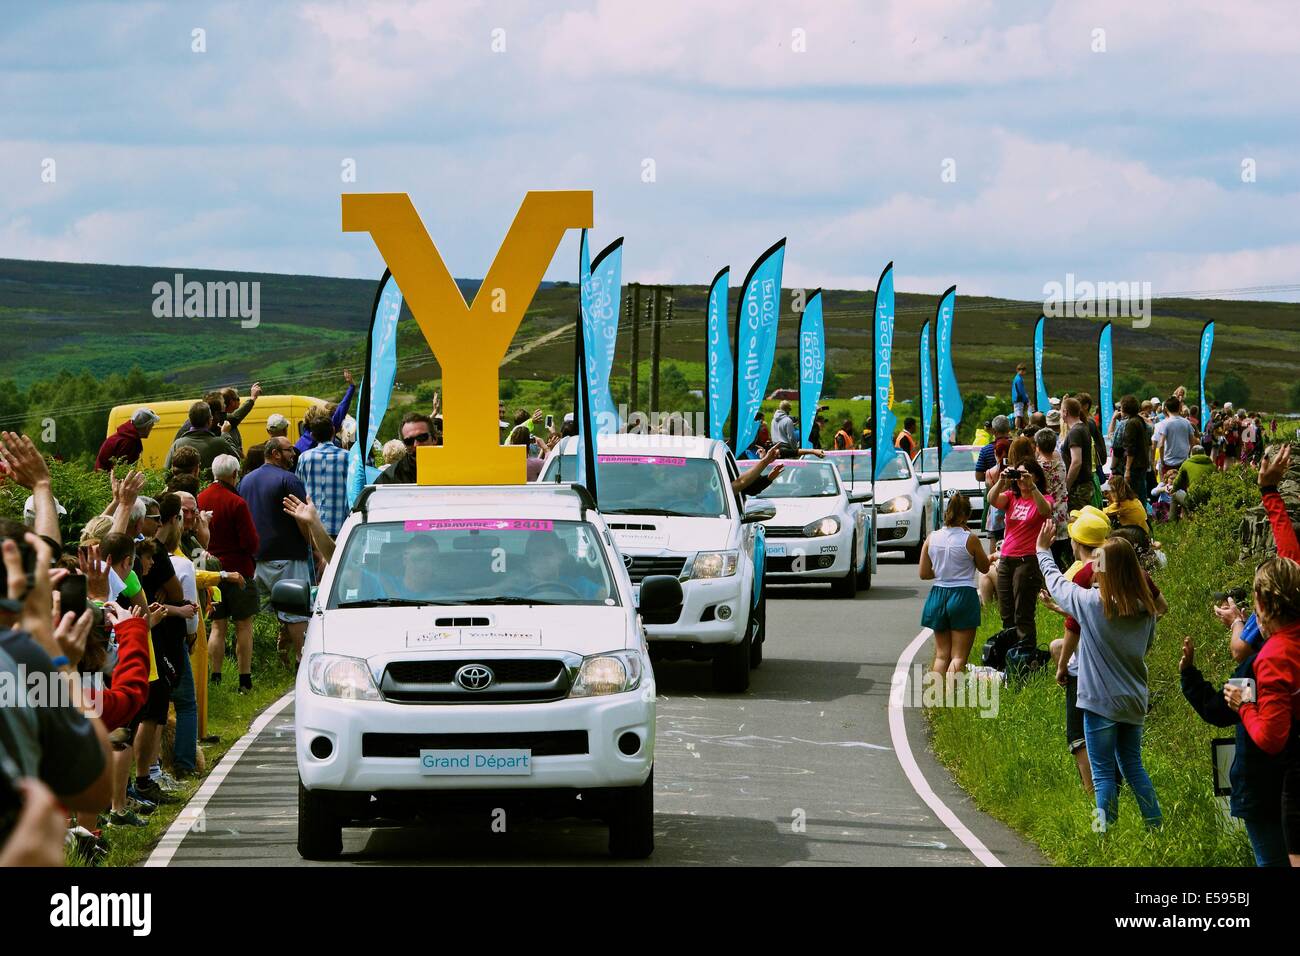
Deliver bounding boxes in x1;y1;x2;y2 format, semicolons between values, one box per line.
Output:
328;519;618;608
920;448;980;474
757;461;841;498
828;451;910;482
542;454;729;518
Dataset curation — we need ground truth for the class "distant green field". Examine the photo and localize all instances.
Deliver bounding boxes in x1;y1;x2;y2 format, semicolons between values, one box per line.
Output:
2;257;1296;421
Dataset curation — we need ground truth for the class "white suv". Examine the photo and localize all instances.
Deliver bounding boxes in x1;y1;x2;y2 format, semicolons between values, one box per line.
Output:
540;435;774;693
273;483;674;860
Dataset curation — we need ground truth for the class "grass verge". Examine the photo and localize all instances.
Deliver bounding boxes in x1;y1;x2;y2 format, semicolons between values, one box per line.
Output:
925;466;1264;866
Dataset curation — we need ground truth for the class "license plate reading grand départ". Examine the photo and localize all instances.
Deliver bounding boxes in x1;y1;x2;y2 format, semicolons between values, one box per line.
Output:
419;749;533;776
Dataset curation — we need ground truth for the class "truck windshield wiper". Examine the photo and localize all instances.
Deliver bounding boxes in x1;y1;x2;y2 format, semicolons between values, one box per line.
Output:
603;507;702;517
336;598;436;609
453;597;562;606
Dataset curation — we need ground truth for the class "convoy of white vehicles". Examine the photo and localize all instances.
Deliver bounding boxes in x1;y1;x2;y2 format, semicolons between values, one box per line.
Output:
829;449;938;562
275;436;888;861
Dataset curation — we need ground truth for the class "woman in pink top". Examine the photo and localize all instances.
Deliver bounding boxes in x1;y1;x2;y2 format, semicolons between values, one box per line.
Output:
989;457;1054;651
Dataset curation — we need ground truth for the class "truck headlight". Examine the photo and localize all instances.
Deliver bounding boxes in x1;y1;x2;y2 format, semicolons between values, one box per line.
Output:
690;550;738;578
570;650;645;697
877;495;913;514
803;516;841;537
306;654;381;701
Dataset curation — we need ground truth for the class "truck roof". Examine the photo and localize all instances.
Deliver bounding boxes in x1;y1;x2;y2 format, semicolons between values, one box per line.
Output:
352;482;595;523
555;433;724;459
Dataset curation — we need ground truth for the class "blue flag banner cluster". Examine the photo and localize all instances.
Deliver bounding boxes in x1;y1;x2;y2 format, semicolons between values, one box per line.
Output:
1199;320;1215;432
346;270;403;506
872;263;897;482
706;267;732;442
799;289;825;449
731;239;786;455
578;230;623;434
918;319;933;450
935;285;962;464
1098;321;1113;449
1033;314;1050;413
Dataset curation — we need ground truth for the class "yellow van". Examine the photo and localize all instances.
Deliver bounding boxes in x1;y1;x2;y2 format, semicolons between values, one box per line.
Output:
106;395;328;470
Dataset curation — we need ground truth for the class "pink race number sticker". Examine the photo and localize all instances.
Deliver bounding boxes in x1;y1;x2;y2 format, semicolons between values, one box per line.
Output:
597;455;687;466
404;518;554;532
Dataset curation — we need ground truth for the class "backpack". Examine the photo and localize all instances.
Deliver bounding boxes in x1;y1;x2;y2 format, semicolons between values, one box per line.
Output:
1005;644;1051;683
980;628;1024;670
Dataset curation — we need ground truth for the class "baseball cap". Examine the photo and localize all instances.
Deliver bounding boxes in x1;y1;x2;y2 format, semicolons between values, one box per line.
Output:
266;413;290;431
563;412;575;424
131;407;161;429
1046;410;1061;427
1068;506;1111;547
1048;396;1061;407
1150;396;1161;405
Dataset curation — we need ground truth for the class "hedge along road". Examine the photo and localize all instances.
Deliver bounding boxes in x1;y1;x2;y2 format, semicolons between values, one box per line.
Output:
151;558;1044;867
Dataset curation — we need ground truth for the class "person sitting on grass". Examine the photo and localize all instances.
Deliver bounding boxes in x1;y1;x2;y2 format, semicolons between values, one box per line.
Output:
1104;475;1150;534
1036;521;1165;831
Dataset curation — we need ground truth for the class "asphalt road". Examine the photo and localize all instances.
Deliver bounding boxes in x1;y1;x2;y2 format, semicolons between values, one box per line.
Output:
158;556;1044;867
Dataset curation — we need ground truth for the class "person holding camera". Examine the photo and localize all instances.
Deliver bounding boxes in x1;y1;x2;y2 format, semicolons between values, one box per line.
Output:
989;452;1054;652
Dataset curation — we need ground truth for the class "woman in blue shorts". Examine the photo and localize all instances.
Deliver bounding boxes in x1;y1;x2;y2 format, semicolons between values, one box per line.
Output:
920;494;991;674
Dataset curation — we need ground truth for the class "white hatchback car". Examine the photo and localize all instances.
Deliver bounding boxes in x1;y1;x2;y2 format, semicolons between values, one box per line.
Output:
829;449;937;561
274;482;675;860
916;445;986;533
539;435;774;693
756;457;874;597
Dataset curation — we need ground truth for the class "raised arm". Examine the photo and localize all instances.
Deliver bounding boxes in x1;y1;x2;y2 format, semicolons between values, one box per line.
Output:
1258;446;1298;561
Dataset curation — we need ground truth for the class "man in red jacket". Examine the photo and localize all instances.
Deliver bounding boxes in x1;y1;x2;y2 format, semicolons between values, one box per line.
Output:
197;453;260;691
95;408;160;471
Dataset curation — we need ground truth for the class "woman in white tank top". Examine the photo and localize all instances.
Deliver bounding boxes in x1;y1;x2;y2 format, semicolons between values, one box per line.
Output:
920;494;991;675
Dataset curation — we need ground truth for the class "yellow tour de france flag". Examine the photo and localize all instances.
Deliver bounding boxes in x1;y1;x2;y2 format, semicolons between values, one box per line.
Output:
342;191;593;485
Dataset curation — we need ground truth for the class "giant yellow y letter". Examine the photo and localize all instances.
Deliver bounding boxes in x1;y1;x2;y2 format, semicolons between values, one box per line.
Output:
342;191;592;485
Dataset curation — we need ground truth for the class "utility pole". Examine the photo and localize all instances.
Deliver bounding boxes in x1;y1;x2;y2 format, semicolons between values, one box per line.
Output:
650;287;663;413
629;283;641;414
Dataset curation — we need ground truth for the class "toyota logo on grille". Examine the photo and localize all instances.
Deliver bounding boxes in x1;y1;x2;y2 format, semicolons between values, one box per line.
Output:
455;664;494;691
623;554;634;569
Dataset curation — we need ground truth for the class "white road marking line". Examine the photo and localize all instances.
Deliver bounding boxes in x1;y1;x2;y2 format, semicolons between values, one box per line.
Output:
888;628;1003;868
145;690;296;868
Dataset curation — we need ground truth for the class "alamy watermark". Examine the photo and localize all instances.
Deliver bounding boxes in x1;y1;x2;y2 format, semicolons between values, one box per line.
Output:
151;272;260;328
1042;272;1151;329
892;663;1001;717
0;664;105;718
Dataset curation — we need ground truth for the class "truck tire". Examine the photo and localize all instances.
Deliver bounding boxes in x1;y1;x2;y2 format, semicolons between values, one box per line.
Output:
297;776;343;860
712;628;752;692
608;767;655;859
749;585;766;669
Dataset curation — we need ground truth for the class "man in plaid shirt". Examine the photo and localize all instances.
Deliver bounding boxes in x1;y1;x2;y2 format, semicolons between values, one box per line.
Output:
295;418;349;537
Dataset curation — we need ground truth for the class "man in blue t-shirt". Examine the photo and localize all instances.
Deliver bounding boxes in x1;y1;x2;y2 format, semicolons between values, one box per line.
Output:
239;436;312;665
1011;363;1029;428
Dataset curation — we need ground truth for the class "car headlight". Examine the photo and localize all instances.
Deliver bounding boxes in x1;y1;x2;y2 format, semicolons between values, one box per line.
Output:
803;516;841;537
690;550;738;578
877;495;913;514
569;650;645;697
306;654;382;701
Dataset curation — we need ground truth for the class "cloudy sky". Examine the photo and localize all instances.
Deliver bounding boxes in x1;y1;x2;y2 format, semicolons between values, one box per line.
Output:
3;0;1298;299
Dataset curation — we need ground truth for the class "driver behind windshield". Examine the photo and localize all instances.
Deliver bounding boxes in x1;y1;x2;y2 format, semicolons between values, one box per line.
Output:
401;536;447;597
523;532;605;601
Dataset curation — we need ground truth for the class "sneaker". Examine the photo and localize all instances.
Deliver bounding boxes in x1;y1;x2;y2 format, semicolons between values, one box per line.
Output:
152;769;181;791
107;809;149;828
126;796;156;816
133;778;181;805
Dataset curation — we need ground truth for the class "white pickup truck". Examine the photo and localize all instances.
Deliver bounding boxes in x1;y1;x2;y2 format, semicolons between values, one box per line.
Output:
275;482;675;860
540;435;775;692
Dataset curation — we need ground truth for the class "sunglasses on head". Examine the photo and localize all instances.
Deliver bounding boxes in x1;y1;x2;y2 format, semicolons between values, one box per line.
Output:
402;432;433;446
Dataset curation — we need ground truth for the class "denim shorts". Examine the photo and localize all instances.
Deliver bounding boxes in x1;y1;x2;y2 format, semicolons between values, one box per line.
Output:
921;585;982;632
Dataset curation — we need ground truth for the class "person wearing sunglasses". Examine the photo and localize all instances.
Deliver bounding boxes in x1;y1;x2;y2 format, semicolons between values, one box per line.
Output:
375;412;436;485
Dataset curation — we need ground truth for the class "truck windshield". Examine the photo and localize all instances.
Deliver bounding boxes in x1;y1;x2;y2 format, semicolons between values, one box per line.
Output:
757;461;841;498
542;455;729;518
328;520;618;608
